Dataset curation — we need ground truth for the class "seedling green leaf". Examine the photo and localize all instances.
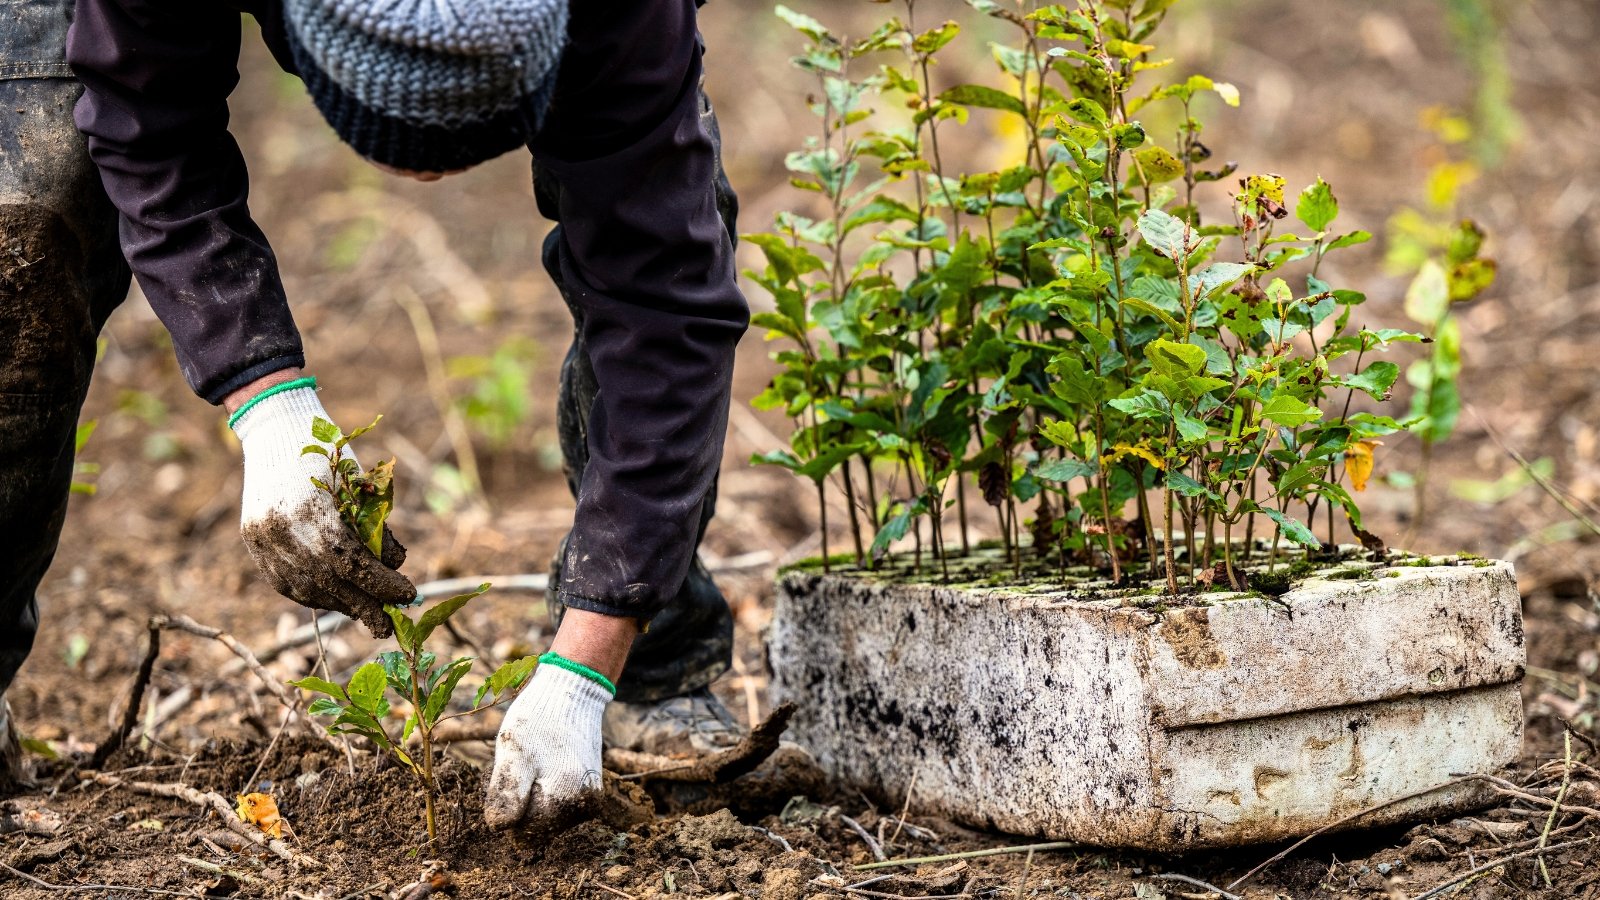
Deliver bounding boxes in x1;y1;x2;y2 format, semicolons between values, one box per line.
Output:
1296;178;1339;233
310;418;341;444
1261;506;1321;548
415;584;490;646
476;655;539;707
1035;458;1099;483
939;84;1027;115
1137;209;1193;259
346;663;386;713
1260;395;1322;428
289;676;343;698
1338;362;1401;401
423;657;475;726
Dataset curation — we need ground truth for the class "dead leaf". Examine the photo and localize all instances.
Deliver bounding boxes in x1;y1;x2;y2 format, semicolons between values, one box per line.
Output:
1347;439;1381;491
234;792;284;840
979;462;1008;508
1352;524;1387;555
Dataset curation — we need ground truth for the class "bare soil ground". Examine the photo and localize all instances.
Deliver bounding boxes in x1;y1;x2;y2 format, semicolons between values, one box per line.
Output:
4;0;1600;897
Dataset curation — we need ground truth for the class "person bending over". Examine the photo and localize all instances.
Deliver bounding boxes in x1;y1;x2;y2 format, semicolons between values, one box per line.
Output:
0;0;748;827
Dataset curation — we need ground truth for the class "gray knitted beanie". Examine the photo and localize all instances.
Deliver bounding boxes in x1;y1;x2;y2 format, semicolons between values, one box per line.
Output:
282;0;569;172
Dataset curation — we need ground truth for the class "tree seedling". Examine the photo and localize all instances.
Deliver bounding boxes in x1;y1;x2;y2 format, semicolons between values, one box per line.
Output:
290;591;536;844
291;417;538;844
300;416;393;557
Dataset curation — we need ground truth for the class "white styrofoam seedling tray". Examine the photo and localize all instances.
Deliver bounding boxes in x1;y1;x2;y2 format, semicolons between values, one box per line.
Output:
769;552;1524;849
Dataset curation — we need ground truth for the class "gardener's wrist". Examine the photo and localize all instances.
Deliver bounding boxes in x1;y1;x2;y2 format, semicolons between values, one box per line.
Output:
548;609;637;685
223;367;306;415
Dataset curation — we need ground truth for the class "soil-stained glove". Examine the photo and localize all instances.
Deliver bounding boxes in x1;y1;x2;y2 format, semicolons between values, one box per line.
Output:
484;653;615;830
231;377;415;638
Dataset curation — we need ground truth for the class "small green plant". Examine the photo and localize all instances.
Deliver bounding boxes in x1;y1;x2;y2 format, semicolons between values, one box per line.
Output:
300;416;394;557
1439;0;1518;167
116;388;183;462
751;0;1448;594
1386;108;1497;530
290;588;536;844
70;420;98;495
292;417;537;844
449;338;536;450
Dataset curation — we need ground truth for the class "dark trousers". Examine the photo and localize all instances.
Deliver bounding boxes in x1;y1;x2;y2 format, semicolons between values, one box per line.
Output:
0;0;732;701
0;0;132;697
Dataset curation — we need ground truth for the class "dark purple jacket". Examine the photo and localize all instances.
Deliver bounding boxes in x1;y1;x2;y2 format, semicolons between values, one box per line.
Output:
66;0;750;621
68;1;303;402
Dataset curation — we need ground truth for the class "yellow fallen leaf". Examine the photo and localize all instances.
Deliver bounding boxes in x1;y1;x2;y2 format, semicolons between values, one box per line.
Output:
235;792;284;840
1347;440;1381;492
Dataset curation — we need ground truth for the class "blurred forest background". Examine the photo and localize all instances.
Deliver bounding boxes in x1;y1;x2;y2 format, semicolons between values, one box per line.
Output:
19;0;1600;748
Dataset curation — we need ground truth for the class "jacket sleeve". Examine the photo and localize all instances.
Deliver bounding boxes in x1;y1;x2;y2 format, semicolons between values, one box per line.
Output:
531;0;749;620
67;0;304;403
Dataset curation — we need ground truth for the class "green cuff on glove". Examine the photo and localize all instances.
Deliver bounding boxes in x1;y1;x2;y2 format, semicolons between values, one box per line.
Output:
538;651;617;697
227;376;319;430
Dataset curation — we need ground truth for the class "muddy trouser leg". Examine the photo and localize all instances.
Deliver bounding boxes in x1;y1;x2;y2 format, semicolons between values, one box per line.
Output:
534;83;740;706
0;0;133;698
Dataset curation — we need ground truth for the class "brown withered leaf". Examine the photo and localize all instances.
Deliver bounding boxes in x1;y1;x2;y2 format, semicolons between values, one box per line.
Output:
1352;524;1387;555
1031;495;1056;559
978;462;1008;508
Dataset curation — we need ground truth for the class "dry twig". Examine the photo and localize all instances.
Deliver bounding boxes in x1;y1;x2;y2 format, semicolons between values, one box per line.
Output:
853;841;1077;871
1536;730;1575;886
1227;775;1484;890
391;284;486;506
839;814;887;862
590;881;639;900
1479;773;1600;822
151;615;294;709
1150;872;1242;900
606;703;796;784
812;882;970;900
1411;835;1598;900
753;825;794;853
243;707;295;794
150;614;345;755
178;855;264;885
0;862;197;896
88;620;160;769
311;610;357;776
1013;847;1034;900
886;770;919;848
85;772;319;868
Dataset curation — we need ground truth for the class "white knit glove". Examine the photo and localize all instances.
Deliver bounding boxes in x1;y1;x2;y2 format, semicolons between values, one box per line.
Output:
231;378;415;638
485;655;613;829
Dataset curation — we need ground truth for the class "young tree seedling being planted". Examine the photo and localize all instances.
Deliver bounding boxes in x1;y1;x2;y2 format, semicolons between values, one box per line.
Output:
290;417;537;844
